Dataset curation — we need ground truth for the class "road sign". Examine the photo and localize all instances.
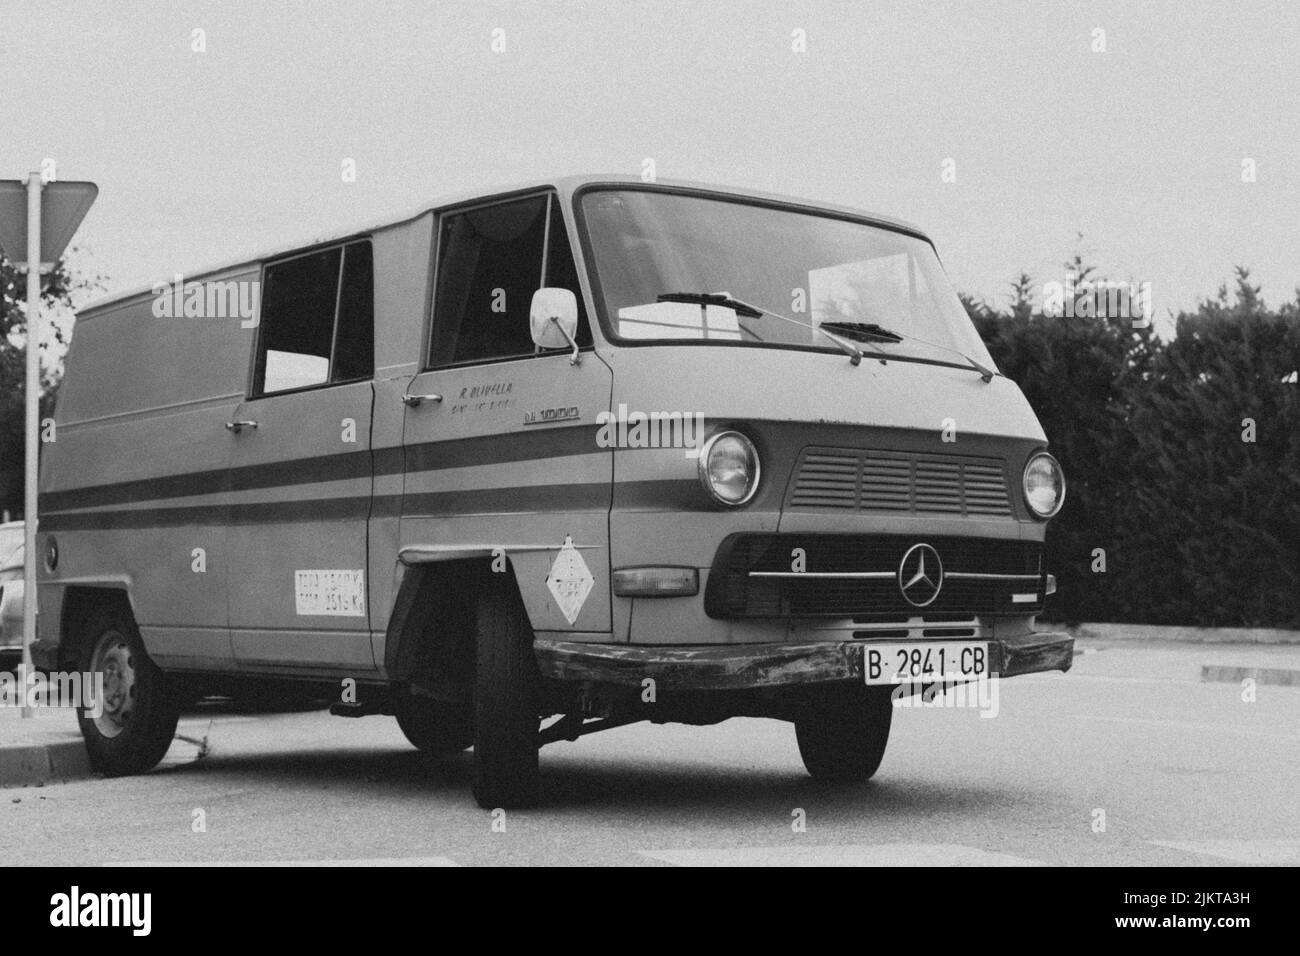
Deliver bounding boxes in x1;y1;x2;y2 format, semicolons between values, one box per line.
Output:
0;179;97;269
0;172;97;717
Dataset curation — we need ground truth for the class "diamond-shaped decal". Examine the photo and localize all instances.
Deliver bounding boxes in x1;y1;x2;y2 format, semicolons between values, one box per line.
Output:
546;536;594;625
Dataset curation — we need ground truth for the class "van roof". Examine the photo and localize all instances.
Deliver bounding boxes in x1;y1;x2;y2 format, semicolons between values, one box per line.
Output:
80;174;930;315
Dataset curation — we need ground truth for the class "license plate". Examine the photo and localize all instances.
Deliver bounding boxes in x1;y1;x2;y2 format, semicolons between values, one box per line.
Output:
864;642;990;685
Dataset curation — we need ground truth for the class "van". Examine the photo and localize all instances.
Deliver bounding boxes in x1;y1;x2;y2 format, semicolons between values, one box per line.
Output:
35;175;1071;807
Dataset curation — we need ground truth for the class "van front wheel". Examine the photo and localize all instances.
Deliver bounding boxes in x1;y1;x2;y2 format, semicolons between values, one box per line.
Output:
795;689;893;782
75;608;181;776
471;581;540;809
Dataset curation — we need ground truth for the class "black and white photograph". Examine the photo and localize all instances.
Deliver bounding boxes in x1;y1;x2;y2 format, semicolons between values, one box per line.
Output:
1;0;1295;929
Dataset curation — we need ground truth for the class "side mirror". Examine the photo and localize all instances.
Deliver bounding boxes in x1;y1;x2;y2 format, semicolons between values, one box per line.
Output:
530;288;581;364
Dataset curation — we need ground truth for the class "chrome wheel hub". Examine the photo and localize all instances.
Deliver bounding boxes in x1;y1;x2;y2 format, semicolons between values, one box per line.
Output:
90;631;136;738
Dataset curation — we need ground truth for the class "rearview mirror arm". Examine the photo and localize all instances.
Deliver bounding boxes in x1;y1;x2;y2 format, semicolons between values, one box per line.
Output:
550;316;581;365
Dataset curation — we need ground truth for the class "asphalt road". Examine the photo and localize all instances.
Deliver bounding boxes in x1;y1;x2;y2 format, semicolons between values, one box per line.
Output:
5;640;1299;866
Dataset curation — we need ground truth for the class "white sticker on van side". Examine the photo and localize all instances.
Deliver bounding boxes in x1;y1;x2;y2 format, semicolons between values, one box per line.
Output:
546;537;594;625
294;569;366;617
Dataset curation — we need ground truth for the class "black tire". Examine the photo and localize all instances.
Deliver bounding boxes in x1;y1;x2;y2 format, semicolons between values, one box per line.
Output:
74;606;181;776
394;693;474;755
471;579;540;809
795;689;893;782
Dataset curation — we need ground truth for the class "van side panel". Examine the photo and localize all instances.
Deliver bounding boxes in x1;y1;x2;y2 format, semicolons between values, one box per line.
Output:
365;214;433;670
38;268;258;669
224;382;376;672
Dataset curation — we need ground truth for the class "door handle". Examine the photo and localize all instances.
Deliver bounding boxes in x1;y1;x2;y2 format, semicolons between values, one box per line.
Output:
224;420;259;433
402;393;443;407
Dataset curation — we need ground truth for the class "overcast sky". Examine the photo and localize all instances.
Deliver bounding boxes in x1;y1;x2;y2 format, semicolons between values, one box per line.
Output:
4;0;1298;327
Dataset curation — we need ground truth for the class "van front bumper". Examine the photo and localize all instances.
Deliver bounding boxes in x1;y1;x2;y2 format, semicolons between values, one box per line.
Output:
534;632;1073;692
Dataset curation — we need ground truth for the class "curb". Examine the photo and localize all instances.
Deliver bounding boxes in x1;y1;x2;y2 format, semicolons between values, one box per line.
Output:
1064;623;1300;645
0;740;93;789
1200;665;1300;688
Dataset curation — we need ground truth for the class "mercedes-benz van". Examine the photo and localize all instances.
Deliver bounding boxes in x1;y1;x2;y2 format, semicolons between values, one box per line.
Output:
36;175;1071;807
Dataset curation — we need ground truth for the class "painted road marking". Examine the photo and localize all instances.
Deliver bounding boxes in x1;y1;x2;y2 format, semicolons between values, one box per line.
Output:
109;857;460;867
1071;714;1300;742
639;844;1045;867
1021;674;1202;687
1200;665;1300;688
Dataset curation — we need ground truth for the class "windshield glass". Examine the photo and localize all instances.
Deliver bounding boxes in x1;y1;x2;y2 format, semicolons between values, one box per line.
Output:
578;189;995;368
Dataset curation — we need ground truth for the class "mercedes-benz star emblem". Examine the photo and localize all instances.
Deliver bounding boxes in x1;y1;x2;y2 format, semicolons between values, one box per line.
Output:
898;543;944;607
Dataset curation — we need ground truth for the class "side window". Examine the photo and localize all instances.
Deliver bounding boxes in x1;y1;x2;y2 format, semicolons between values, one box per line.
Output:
429;195;590;367
333;242;374;382
542;199;592;350
254;240;373;395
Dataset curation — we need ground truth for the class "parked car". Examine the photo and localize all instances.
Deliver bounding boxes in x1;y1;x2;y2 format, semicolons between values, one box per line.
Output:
35;175;1070;807
0;521;24;659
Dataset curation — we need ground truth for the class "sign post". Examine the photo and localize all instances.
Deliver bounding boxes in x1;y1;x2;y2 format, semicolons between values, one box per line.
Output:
0;174;97;715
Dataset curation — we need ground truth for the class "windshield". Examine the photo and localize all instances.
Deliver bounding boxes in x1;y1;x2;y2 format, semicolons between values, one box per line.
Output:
578;189;996;369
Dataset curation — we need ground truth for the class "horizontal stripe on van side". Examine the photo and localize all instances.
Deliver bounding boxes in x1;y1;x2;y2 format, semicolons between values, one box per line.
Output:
402;425;600;473
377;482;609;518
41;480;612;531
399;451;609;498
613;479;719;511
39;425;600;513
41;497;372;531
39;451;372;514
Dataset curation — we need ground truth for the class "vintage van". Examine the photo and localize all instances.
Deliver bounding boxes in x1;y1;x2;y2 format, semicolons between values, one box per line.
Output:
35;175;1070;807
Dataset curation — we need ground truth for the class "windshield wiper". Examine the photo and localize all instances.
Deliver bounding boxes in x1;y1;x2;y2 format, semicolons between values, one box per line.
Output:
656;292;994;380
958;351;996;383
656;292;863;365
817;321;904;343
656;292;763;318
819;319;995;383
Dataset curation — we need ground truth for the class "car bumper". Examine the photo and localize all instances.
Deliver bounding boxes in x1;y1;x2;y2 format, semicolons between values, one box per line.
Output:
534;632;1073;692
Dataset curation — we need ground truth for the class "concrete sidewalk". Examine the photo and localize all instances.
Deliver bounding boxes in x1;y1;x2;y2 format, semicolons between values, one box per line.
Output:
1071;635;1300;684
0;705;92;788
1065;623;1300;645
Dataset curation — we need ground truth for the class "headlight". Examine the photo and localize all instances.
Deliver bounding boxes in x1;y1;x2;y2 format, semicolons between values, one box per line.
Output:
698;431;760;506
1023;452;1065;518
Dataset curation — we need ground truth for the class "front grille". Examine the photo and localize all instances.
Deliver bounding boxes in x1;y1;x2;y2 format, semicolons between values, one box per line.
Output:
848;614;983;640
705;533;1044;619
788;448;1013;517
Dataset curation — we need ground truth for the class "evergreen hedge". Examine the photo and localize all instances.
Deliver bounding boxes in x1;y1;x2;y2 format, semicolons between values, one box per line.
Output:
967;269;1300;627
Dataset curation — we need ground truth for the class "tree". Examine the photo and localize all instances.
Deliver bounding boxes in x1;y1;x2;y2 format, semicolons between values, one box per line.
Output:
968;257;1151;622
1113;268;1300;625
967;261;1300;627
0;250;101;518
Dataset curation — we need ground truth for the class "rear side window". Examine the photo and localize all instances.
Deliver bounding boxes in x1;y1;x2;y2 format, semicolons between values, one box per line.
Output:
429;194;590;367
254;240;374;396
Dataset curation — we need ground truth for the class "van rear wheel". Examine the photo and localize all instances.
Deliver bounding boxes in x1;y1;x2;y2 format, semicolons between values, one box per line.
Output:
471;580;540;809
795;689;893;782
394;693;474;755
75;607;181;776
